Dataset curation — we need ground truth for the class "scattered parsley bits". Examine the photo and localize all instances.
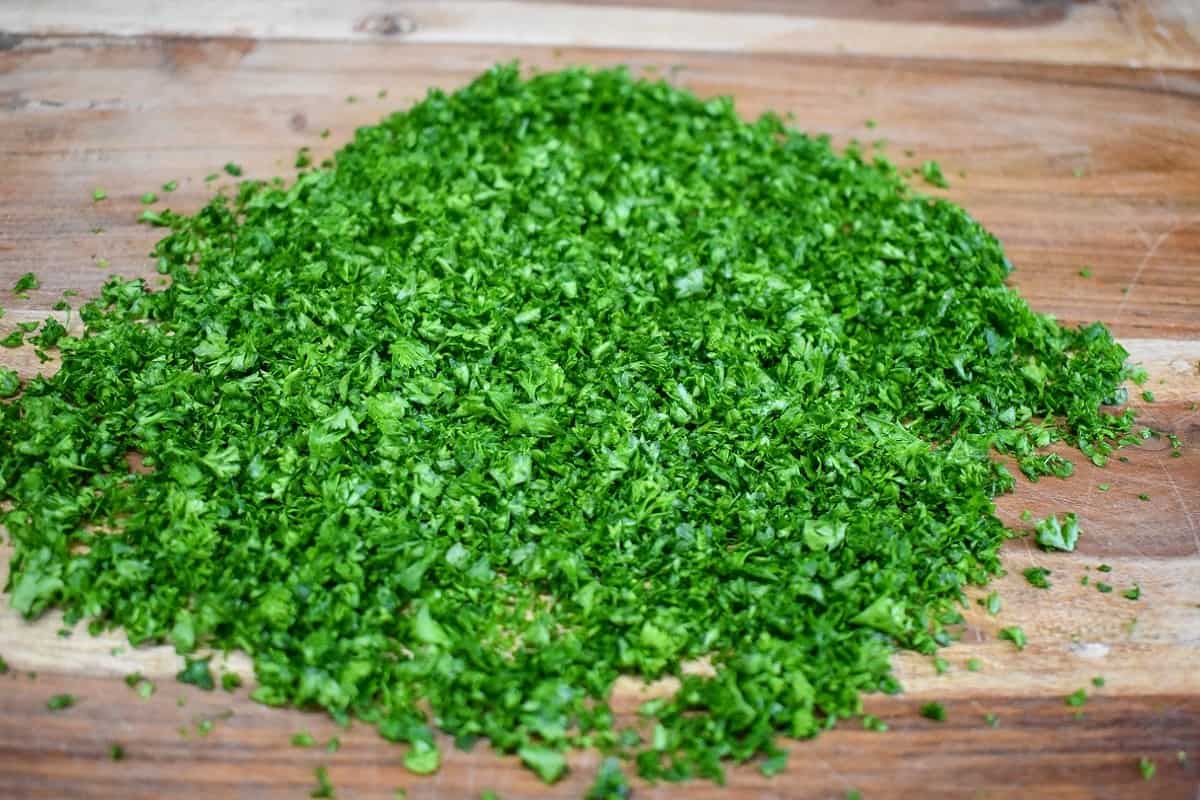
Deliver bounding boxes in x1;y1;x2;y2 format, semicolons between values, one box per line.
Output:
47;693;76;711
109;743;126;761
1141;390;1154;402
1097;483;1111;492
221;672;242;691
1138;493;1150;502
92;188;107;201
176;657;214;691
919;702;946;722
141;192;158;205
984;592;1003;616
1138;757;1156;780
1122;585;1141;601
920;160;949;188
12;272;39;295
292;732;316;747
999;627;1027;650
1022;567;1052;589
1065;688;1088;707
0;655;8;674
1096;582;1113;594
0;65;1139;787
966;658;982;672
311;766;335;798
163;180;178;192
1035;513;1080;552
223;162;243;176
1092;676;1105;688
984;713;998;727
0;369;20;398
1098;564;1112;573
1079;267;1092;278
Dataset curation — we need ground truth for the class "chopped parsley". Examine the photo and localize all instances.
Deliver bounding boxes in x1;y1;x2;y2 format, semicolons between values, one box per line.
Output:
292;732;316;747
920;702;946;722
223;162;243;177
1065;688;1087;707
966;658;982;672
1122;585;1141;601
1138;757;1155;780
0;65;1138;786
163;180;178;192
1092;676;1105;688
1022;567;1052;589
92;188;107;201
109;743;126;761
12;272;39;295
1096;582;1113;594
311;765;335;798
141;192;158;205
1035;513;1080;552
47;693;76;711
999;627;1027;650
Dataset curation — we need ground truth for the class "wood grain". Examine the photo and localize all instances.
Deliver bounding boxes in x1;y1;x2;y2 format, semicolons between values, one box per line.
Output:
1;10;1199;800
0;0;1197;68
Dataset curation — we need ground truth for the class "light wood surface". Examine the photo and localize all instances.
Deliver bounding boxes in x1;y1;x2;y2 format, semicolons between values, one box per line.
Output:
0;2;1198;798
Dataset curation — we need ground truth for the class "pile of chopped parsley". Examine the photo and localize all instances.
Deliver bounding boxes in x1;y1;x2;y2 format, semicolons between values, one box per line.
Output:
1;65;1136;785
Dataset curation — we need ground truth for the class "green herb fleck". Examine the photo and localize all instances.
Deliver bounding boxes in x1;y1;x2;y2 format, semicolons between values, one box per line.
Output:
1122;585;1141;601
1138;757;1155;780
1098;564;1112;572
292;732;316;747
109;743;125;760
92;188;107;201
1092;676;1105;688
1035;513;1080;552
999;626;1027;650
141;192;158;205
403;740;441;775
966;658;982;672
176;657;214;691
921;160;949;188
1097;483;1111;492
983;592;1003;616
311;765;335;798
326;736;340;753
1079;268;1092;278
221;672;242;692
984;713;998;727
224;162;243;177
933;657;949;675
1065;688;1088;707
12;272;39;295
518;746;567;783
1138;493;1150;502
0;369;20;398
47;693;76;711
1023;567;1052;589
1096;582;1113;594
862;714;888;732
1141;390;1154;402
920;702;946;722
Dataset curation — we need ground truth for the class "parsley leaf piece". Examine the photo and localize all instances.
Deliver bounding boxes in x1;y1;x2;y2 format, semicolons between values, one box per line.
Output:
292;732;315;747
1065;689;1087;707
1022;567;1052;589
141;192;158;205
1035;513;1080;552
1092;676;1105;688
919;702;946;722
12;272;39;295
92;188;107;201
1138;757;1155;780
999;626;1027;650
176;657;214;691
224;162;243;176
1122;585;1141;601
518;746;568;783
311;766;335;798
403;740;441;775
1096;582;1113;594
47;693;76;711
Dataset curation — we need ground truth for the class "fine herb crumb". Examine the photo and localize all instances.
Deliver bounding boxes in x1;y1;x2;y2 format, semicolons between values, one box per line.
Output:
1065;688;1088;707
920;160;948;188
92;188;107;201
221;672;242;692
1138;757;1155;780
1097;483;1111;492
1138;493;1150;502
966;658;982;672
47;693;76;711
933;657;950;675
1096;582;1113;594
919;702;946;722
1098;564;1112;573
1141;390;1154;402
999;626;1027;650
223;162;243;177
1079;267;1092;278
1092;676;1105;688
292;732;316;747
141;192;158;205
1122;585;1141;601
326;737;341;753
109;743;125;761
984;713;998;727
163;180;178;192
311;765;335;798
1023;567;1052;589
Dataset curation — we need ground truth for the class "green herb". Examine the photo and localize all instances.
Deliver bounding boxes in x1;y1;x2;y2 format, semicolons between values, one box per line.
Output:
12;272;39;295
163;180;178;192
311;765;335;798
1022;567;1052;589
0;369;20;398
295;148;312;169
519;746;567;783
196;718;214;735
862;714;888;732
1080;575;1089;586
983;592;1003;616
326;737;341;753
966;658;982;672
1065;688;1087;707
921;160;949;188
1092;676;1105;688
204;173;219;182
1138;757;1155;780
224;162;243;176
1122;585;1141;601
403;740;441;775
1096;582;1113;593
759;750;788;777
1141;390;1154;402
109;743;125;760
177;657;214;691
47;693;76;711
0;331;21;348
320;128;330;138
984;713;998;727
221;672;242;691
141;192;158;205
999;626;1027;650
933;657;949;675
1079;267;1092;277
1097;483;1110;492
847;792;862;800
1098;564;1112;572
0;655;8;674
292;732;316;747
92;188;107;201
919;702;946;722
0;65;1138;786
1035;513;1080;552
1138;493;1150;502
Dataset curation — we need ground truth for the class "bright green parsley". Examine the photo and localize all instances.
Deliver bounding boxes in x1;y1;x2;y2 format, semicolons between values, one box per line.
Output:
920;702;946;722
223;162;243;177
999;627;1027;650
0;65;1136;786
141;192;158;205
1035;513;1079;552
47;693;76;711
966;658;982;672
292;732;316;747
12;272;39;295
311;765;335;798
1138;757;1155;780
920;160;949;188
163;180;178;192
1096;582;1113;593
1092;676;1105;688
1022;567;1052;589
1065;688;1087;707
93;188;107;201
1122;585;1141;601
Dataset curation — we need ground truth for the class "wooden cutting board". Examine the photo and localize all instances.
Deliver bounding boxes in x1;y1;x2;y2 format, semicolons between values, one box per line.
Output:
0;2;1197;798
